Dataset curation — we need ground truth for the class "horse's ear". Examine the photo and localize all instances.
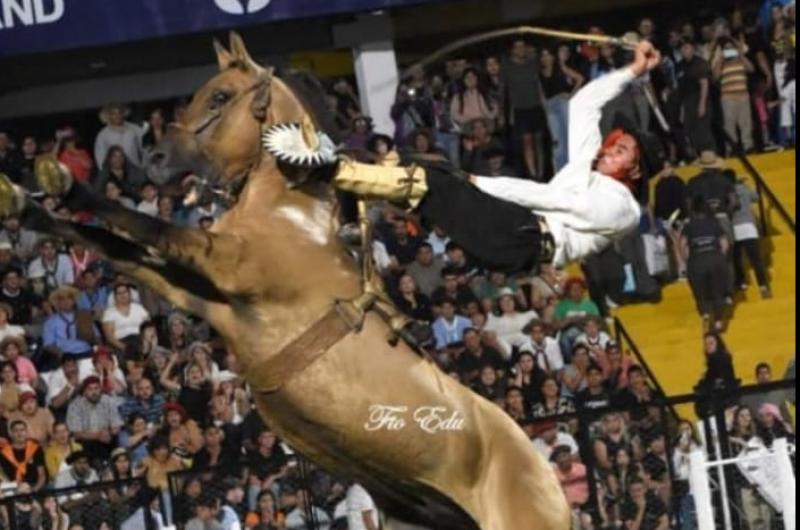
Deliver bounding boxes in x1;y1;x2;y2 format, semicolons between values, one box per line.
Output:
229;31;261;72
214;39;233;71
251;67;274;122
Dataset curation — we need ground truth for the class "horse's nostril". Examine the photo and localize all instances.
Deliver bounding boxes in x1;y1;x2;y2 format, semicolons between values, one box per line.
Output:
149;151;167;167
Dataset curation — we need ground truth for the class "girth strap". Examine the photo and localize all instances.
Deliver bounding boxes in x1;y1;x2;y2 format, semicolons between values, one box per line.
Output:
258;302;356;393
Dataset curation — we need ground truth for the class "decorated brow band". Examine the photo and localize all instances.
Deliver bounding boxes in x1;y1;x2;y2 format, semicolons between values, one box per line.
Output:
262;123;338;168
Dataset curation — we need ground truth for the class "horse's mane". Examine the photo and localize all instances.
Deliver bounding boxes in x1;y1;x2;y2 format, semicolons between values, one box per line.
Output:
277;69;345;145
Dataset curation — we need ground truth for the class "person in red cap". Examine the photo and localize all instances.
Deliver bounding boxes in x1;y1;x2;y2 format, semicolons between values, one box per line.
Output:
8;391;54;445
162;401;203;457
65;375;123;462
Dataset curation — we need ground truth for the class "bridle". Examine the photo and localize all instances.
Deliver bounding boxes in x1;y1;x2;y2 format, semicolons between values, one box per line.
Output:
166;68;274;206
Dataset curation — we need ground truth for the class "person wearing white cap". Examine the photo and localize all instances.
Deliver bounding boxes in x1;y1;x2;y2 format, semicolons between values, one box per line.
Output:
484;287;539;359
94;103;145;169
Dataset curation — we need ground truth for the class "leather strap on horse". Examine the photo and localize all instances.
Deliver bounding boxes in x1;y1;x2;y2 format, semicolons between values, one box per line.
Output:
257;303;356;394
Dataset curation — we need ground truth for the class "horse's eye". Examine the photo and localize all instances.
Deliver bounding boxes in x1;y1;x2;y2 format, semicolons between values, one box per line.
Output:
211;91;232;107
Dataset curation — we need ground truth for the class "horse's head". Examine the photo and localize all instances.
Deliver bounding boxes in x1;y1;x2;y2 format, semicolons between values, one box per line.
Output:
149;32;327;194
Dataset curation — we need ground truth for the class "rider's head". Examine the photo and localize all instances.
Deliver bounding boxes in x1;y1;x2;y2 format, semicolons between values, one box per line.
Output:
596;129;642;184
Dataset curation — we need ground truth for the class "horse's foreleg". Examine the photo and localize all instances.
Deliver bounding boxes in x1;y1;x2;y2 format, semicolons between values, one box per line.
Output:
60;184;242;288
20;201;228;323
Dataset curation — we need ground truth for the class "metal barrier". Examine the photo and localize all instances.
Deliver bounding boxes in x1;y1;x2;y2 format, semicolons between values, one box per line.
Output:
0;477;157;530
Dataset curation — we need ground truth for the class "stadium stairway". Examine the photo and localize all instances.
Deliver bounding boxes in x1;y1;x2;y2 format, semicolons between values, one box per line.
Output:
613;150;796;417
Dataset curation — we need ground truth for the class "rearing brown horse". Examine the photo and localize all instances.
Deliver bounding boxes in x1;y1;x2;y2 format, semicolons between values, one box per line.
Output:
3;34;570;530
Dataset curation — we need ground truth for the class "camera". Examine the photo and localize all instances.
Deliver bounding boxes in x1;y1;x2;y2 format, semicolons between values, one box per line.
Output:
406;87;417;99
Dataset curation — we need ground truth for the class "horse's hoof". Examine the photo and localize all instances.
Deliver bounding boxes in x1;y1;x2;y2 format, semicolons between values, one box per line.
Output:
0;173;27;217
35;154;73;196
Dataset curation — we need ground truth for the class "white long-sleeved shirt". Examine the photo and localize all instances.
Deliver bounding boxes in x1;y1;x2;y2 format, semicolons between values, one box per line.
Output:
474;67;642;266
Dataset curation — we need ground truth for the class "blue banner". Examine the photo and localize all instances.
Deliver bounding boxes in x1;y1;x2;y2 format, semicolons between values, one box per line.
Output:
0;0;436;57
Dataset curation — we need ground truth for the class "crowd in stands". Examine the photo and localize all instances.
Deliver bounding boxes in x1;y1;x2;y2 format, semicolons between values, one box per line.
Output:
0;1;795;530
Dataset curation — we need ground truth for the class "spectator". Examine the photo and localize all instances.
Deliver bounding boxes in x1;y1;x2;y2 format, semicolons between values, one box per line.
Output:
741;362;790;413
431;267;476;313
612;366;656;413
472;364;506;405
93;145;145;201
392;274;433;323
142;108;167;150
391;84;434;147
365;134;394;165
194;424;238;470
175;362;214;425
0;361;26;415
245;490;285;530
431;299;471;352
532;421;579;461
728;406;774;530
460;119;495;175
425;226;450;258
450;68;498;133
345;483;379;530
532;376;576;419
91;347;126;397
574;317;612;359
117;414;151;467
53;448;99;493
594;413;631;472
0;217;39;266
677;40;716;157
756;403;794;447
382;217;422;267
48;278;94;342
9;391;54;445
46;356;88;418
102;448;140;507
44;421;82;478
0;420;46;490
187;494;223;530
27;238;74;297
141;435;184;493
284;488;331;530
620;478;669;530
680;196;730;332
56;128;93;185
0;242;23;279
404;243;444;298
76;267;108;321
552;445;590;508
455;328;505;384
596;341;633;391
120;377;166;425
554;277;600;355
219;478;246;529
520;320;565;374
162;401;203;457
712;37;756;152
540;47;585;171
475;270;527;314
66;376;123;462
94;104;145;169
484;288;538;357
1;336;38;387
503;39;547;179
729;173;771;298
510;351;547;409
102;283;150;354
576;364;612;411
562;345;592;398
136;181;160;217
504;386;533;434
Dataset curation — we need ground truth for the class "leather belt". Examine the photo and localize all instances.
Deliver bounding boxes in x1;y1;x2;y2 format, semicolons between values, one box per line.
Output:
536;215;556;264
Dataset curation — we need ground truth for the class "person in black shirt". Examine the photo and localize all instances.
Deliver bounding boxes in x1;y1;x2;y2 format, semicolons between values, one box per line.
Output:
392;274;434;323
431;266;477;311
680;196;730;331
677;41;716;156
0;268;42;326
178;363;214;427
246;429;288;486
382;217;422;267
193;425;239;471
0;132;24;183
697;332;738;391
455;328;506;384
620;478;669;530
576;364;611;411
0;421;46;490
